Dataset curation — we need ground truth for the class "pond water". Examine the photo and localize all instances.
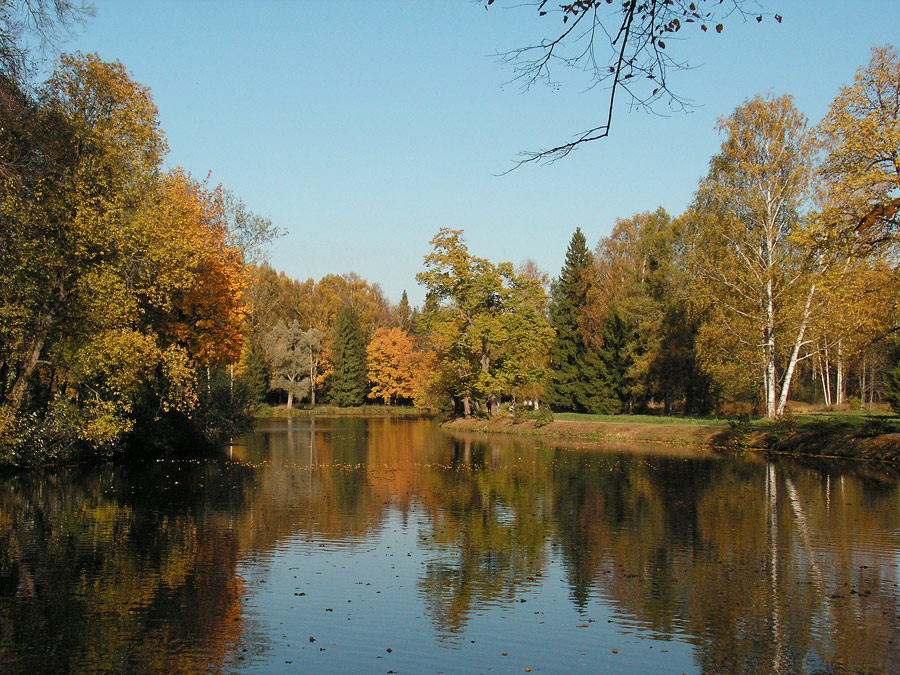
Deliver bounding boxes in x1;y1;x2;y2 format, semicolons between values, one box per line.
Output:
1;416;899;674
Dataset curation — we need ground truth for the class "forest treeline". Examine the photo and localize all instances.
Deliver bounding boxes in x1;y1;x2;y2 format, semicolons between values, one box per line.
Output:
243;44;900;424
3;8;900;467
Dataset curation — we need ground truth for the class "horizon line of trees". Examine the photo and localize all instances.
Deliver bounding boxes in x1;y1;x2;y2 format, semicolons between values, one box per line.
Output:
253;45;900;422
5;9;900;468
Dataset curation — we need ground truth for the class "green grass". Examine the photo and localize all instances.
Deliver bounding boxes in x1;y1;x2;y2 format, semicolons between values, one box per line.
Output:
554;412;728;426
745;409;899;433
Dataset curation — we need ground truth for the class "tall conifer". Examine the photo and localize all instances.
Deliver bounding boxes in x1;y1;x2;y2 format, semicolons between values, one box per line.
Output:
546;229;610;412
328;306;368;406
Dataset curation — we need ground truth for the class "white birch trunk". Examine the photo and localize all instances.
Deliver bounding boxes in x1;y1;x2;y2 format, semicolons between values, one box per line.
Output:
836;340;844;406
764;279;777;419
775;282;817;417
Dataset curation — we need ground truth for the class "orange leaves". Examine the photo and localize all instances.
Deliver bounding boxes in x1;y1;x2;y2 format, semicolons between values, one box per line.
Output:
366;328;427;406
151;170;247;367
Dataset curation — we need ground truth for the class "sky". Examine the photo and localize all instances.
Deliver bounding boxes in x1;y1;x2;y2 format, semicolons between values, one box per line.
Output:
53;0;900;307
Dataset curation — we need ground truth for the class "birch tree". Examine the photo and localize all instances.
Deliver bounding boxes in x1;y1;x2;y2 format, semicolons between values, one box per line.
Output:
811;45;900;407
817;45;900;247
684;94;817;418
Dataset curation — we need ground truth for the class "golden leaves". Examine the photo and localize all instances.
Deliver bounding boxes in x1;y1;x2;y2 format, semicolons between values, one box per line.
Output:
366;327;426;405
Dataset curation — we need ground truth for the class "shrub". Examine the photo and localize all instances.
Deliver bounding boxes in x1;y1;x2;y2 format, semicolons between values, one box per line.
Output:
512;405;530;424
771;409;796;445
535;407;554;427
860;416;896;438
723;414;752;449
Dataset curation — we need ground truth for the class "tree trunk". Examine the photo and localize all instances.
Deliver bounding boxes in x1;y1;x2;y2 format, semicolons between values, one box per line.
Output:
7;309;55;414
308;346;317;407
816;350;831;407
775;283;816;418
869;359;876;408
489;394;500;417
836;340;844;406
764;326;777;418
821;341;833;407
462;395;471;418
860;355;867;407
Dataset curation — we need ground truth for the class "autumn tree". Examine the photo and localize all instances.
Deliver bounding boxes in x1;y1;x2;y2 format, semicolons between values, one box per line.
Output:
366;327;423;405
813;45;900;407
1;53;167;424
0;53;262;461
683;93;818;418
588;209;712;413
262;321;324;409
416;228;553;416
291;273;392;339
502;269;554;408
818;45;900;246
328;306;368;407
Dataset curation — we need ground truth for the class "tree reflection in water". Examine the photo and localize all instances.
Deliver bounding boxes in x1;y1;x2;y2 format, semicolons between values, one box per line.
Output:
1;418;898;674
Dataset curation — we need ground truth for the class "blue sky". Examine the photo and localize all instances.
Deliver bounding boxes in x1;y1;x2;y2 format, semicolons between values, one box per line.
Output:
59;1;900;307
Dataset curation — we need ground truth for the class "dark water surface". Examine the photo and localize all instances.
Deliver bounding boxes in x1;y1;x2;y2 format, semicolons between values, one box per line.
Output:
2;417;899;674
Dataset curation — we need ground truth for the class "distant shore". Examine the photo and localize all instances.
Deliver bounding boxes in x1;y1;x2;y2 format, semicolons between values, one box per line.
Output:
442;414;900;463
254;404;431;419
443;416;725;447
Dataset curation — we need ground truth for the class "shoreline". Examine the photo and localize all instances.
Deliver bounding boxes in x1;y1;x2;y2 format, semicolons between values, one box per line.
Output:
253;404;432;419
442;416;900;463
442;417;726;447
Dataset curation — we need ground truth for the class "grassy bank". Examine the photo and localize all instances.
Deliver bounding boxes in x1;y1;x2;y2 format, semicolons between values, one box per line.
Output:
254;404;433;419
444;415;727;447
442;410;900;462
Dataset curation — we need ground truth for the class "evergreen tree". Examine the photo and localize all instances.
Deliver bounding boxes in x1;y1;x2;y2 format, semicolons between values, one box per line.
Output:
593;306;632;413
545;229;608;411
397;290;411;331
328;306;368;406
241;335;270;404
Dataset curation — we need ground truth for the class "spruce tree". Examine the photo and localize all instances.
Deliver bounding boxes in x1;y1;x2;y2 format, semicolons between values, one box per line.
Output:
397;290;411;331
328;306;368;406
546;228;608;412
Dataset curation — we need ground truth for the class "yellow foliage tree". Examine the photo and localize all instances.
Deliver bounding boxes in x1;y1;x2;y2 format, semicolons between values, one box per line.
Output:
366;327;423;405
818;45;900;245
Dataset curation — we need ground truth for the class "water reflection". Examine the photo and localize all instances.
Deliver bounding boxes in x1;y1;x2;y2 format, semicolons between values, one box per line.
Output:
1;418;899;673
0;461;254;674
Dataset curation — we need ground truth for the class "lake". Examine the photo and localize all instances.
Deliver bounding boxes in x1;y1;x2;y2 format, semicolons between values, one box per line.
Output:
1;416;899;674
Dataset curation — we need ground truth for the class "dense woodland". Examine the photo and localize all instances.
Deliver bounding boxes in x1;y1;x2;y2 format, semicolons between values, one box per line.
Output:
2;1;900;466
230;45;900;424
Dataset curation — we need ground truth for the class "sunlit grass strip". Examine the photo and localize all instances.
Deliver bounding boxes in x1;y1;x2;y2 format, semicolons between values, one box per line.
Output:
554;413;727;426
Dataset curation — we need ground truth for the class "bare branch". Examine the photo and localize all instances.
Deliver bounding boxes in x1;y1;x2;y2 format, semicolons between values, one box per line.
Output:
0;0;93;81
488;0;778;169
